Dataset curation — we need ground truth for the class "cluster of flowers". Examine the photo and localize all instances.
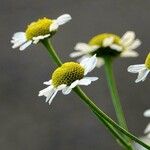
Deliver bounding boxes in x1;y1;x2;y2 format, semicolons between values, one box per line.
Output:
11;13;150;141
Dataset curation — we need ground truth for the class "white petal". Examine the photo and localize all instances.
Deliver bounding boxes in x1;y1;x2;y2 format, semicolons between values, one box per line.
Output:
110;44;123;52
43;80;52;85
80;55;97;75
96;58;105;68
49;21;59;32
127;64;145;73
57;84;67;90
74;42;99;52
69;80;79;89
103;37;114;47
38;85;54;97
11;32;27;49
135;69;149;83
144;123;150;134
70;51;85;57
127;39;141;50
19;40;32;51
33;34;50;44
48;90;58;105
121;51;139;57
144;109;150;117
56;14;72;25
121;31;135;46
78;77;98;86
62;87;72;95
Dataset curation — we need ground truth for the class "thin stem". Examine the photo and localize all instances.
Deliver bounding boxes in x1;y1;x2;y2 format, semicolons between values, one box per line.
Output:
42;39;62;66
104;57;129;140
42;39;150;150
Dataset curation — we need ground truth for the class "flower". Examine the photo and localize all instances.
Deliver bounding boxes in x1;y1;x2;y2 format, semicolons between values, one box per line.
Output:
127;53;150;83
11;14;71;51
38;55;98;105
70;31;141;67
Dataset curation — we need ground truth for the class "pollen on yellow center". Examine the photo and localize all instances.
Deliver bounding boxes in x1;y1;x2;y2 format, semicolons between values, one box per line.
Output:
25;17;53;40
52;62;84;87
145;53;150;69
89;33;121;46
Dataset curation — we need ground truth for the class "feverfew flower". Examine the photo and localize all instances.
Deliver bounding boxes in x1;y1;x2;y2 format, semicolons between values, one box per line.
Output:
127;53;150;83
11;14;71;51
38;55;98;105
70;31;141;67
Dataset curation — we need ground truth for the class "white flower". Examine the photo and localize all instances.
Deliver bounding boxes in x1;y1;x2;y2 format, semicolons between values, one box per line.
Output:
38;55;98;105
11;14;71;51
127;53;150;83
70;31;141;67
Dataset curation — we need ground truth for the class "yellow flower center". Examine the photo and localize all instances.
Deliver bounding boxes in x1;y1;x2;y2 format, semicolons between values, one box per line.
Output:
52;62;84;87
25;17;53;40
145;53;150;69
89;33;121;46
88;33;122;57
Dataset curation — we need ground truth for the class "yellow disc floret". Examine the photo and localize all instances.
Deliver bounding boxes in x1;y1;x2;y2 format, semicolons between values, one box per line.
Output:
89;33;121;46
25;17;53;40
145;53;150;69
88;33;122;57
52;62;84;87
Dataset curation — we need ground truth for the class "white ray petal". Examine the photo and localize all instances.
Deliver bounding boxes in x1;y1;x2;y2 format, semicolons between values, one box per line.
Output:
78;77;98;86
127;39;141;50
121;51;139;57
121;31;135;46
144;109;150;117
69;80;79;89
19;40;32;51
70;51;85;57
62;87;72;95
127;64;145;73
12;32;27;49
48;90;58;105
43;80;52;85
103;37;114;47
110;44;123;52
144;123;150;134
74;42;99;52
135;69;149;83
80;55;97;75
96;58;104;68
49;20;59;32
33;34;50;44
38;85;54;97
56;14;72;25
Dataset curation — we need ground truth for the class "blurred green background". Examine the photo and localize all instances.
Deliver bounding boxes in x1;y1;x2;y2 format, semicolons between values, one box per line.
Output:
0;0;150;149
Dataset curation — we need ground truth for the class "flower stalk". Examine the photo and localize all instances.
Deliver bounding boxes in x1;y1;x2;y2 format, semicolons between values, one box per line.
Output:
104;57;128;130
42;39;150;150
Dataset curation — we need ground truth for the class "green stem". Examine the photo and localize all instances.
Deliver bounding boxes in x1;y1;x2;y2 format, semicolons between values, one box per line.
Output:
42;39;62;66
42;39;150;150
104;57;128;130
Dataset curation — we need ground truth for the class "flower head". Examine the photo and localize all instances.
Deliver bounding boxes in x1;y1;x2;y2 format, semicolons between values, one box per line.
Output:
70;31;141;67
11;14;71;51
127;53;150;83
38;55;98;105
